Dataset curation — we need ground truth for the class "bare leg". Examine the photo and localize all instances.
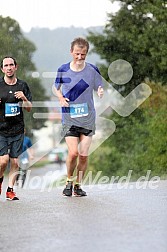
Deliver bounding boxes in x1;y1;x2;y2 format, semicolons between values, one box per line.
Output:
0;155;9;178
65;136;79;180
8;158;19;188
76;135;92;183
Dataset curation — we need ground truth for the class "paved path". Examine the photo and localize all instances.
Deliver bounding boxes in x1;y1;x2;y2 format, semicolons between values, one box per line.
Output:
0;166;167;252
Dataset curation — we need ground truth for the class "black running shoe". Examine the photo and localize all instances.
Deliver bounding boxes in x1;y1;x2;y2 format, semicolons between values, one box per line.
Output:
62;181;73;197
74;184;87;197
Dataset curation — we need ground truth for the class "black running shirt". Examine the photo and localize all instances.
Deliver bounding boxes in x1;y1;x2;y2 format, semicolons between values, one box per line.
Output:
0;77;32;136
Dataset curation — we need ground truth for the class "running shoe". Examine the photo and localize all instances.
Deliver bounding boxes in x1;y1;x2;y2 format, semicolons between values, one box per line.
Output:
6;189;19;201
0;183;2;195
74;184;87;197
62;181;73;197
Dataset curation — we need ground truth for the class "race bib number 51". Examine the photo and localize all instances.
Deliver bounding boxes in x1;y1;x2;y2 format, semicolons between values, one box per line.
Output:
5;103;20;117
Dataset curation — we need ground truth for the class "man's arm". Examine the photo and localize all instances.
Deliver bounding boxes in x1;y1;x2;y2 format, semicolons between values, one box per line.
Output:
54;87;69;107
14;91;32;112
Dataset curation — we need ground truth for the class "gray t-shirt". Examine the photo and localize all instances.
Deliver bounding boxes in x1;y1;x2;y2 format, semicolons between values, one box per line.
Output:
55;62;103;130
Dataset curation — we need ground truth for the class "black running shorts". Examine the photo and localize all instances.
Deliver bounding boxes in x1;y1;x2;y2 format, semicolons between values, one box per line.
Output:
62;125;95;138
0;133;24;158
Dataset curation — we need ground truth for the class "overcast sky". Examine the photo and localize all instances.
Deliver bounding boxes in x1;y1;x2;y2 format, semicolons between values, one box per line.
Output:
0;0;120;32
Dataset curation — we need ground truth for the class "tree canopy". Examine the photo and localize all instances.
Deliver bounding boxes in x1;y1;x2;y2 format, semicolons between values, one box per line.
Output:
87;0;167;92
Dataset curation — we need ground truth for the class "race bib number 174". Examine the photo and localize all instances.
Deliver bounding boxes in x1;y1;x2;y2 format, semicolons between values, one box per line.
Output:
70;103;88;118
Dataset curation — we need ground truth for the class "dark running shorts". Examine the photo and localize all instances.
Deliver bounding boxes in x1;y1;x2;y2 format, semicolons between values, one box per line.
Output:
0;134;24;158
62;125;95;138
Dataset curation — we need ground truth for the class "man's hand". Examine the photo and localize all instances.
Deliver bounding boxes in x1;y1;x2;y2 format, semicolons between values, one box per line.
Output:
97;86;104;98
14;91;26;100
59;97;70;107
14;91;32;112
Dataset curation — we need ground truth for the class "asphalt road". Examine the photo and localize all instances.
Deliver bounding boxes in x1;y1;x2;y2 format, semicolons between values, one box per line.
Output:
0;165;167;252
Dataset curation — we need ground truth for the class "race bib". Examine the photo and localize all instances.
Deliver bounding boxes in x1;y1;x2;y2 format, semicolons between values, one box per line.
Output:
70;103;88;118
5;103;20;117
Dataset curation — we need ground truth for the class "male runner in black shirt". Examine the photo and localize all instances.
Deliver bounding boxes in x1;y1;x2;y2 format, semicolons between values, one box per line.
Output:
0;56;32;200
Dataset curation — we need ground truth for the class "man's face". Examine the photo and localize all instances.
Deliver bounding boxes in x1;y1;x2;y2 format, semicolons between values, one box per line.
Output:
1;58;17;78
70;45;88;65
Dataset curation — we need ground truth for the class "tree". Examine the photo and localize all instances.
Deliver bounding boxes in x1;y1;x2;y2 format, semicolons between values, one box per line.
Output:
86;0;167;179
0;16;49;136
89;81;167;179
87;0;167;93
